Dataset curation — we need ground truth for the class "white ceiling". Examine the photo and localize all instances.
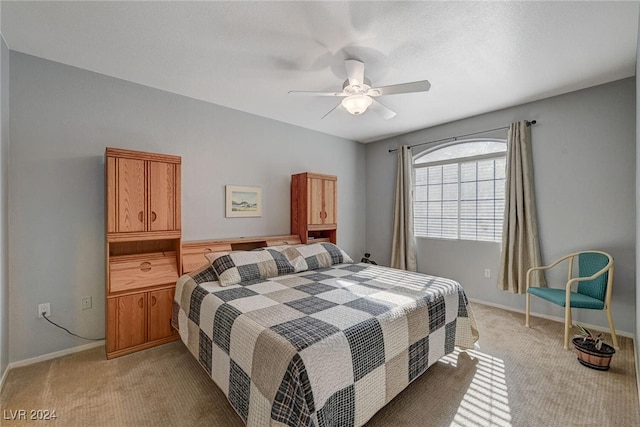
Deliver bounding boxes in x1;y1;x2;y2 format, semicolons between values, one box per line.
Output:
1;1;638;143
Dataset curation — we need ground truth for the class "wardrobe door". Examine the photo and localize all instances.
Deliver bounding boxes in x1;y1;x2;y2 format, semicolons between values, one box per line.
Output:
116;294;147;350
148;161;177;232
148;288;177;341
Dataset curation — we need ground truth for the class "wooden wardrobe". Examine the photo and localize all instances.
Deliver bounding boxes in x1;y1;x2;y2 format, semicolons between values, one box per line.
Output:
105;147;181;359
291;172;337;244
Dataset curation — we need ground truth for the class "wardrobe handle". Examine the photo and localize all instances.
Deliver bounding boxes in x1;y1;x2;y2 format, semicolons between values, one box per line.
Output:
151;211;157;222
151;296;157;306
140;262;152;272
138;297;144;308
138;211;144;222
204;248;212;253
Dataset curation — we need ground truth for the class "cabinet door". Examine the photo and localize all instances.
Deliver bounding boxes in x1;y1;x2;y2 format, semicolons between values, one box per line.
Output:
308;177;325;225
148;288;177;341
308;177;336;225
148;161;177;232
116;158;146;232
117;293;147;349
323;179;337;225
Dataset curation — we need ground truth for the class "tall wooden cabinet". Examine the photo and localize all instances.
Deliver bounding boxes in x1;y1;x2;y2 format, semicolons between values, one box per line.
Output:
291;172;337;244
105;148;181;359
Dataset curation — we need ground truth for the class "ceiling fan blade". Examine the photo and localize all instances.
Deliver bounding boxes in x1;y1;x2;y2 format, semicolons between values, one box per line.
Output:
345;59;365;87
289;90;346;97
321;102;343;120
367;80;431;96
369;99;397;120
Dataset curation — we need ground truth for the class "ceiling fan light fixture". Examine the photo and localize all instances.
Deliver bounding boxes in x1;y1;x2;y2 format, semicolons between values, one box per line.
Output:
342;94;372;115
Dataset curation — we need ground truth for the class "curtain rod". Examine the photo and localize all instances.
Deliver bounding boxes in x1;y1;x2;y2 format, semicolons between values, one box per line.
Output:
388;120;537;153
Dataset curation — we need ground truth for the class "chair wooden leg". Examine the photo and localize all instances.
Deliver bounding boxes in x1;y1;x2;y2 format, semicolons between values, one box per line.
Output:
605;308;620;350
564;305;571;350
525;293;530;327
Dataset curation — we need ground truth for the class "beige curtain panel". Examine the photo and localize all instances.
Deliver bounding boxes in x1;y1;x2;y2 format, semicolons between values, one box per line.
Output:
498;121;546;293
391;145;417;271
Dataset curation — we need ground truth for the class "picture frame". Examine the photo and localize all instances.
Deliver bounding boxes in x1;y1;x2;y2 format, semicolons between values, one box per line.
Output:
225;185;262;218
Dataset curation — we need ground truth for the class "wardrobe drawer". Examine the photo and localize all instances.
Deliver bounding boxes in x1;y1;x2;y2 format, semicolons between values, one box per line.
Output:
109;252;178;293
182;252;210;275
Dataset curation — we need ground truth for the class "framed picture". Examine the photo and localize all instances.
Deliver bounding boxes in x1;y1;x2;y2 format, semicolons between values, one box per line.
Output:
225;185;262;218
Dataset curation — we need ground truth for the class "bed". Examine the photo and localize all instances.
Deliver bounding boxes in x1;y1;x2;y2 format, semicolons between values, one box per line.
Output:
173;237;479;427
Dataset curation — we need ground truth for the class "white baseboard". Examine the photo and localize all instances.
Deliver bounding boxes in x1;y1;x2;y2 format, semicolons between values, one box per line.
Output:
468;298;635;339
1;340;104;392
9;340;105;369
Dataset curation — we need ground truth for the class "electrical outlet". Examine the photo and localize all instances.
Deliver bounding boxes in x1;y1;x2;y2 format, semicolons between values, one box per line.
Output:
81;296;92;310
38;303;51;318
484;269;491;278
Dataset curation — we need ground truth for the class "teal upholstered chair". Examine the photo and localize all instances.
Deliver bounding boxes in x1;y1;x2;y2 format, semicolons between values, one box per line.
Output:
525;251;618;350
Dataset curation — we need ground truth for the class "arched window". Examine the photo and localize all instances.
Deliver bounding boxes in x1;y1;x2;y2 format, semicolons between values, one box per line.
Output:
413;139;507;242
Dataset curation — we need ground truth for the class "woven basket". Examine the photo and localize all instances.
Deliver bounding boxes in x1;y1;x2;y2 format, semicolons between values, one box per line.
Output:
572;337;616;371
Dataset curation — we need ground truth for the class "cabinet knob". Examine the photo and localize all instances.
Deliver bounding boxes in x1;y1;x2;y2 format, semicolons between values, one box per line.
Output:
151;211;157;222
151;296;157;306
138;211;144;222
203;248;212;253
138;297;144;308
140;262;152;272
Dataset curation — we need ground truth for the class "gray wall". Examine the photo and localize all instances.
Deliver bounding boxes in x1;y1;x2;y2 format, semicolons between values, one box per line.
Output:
8;52;366;363
366;78;636;334
0;34;8;378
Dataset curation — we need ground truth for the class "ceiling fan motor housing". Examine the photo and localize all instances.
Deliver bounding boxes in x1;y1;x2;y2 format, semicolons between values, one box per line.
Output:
342;78;372;95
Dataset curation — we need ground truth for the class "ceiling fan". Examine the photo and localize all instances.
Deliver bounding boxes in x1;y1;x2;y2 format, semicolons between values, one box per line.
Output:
289;59;431;120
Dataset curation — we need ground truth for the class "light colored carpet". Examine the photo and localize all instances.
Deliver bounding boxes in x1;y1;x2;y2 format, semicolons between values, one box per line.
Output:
1;303;638;426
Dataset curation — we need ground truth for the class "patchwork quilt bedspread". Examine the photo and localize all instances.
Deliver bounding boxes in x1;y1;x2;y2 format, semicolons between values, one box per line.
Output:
173;262;479;427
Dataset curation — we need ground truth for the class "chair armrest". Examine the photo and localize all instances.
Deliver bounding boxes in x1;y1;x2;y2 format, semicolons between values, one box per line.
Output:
535;253;577;271
526;253;575;290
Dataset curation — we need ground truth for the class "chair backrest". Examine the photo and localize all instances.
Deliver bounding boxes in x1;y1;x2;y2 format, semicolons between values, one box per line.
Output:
577;252;610;301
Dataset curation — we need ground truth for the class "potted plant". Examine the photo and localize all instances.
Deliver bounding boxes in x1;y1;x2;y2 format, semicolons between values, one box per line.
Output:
572;325;616;371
